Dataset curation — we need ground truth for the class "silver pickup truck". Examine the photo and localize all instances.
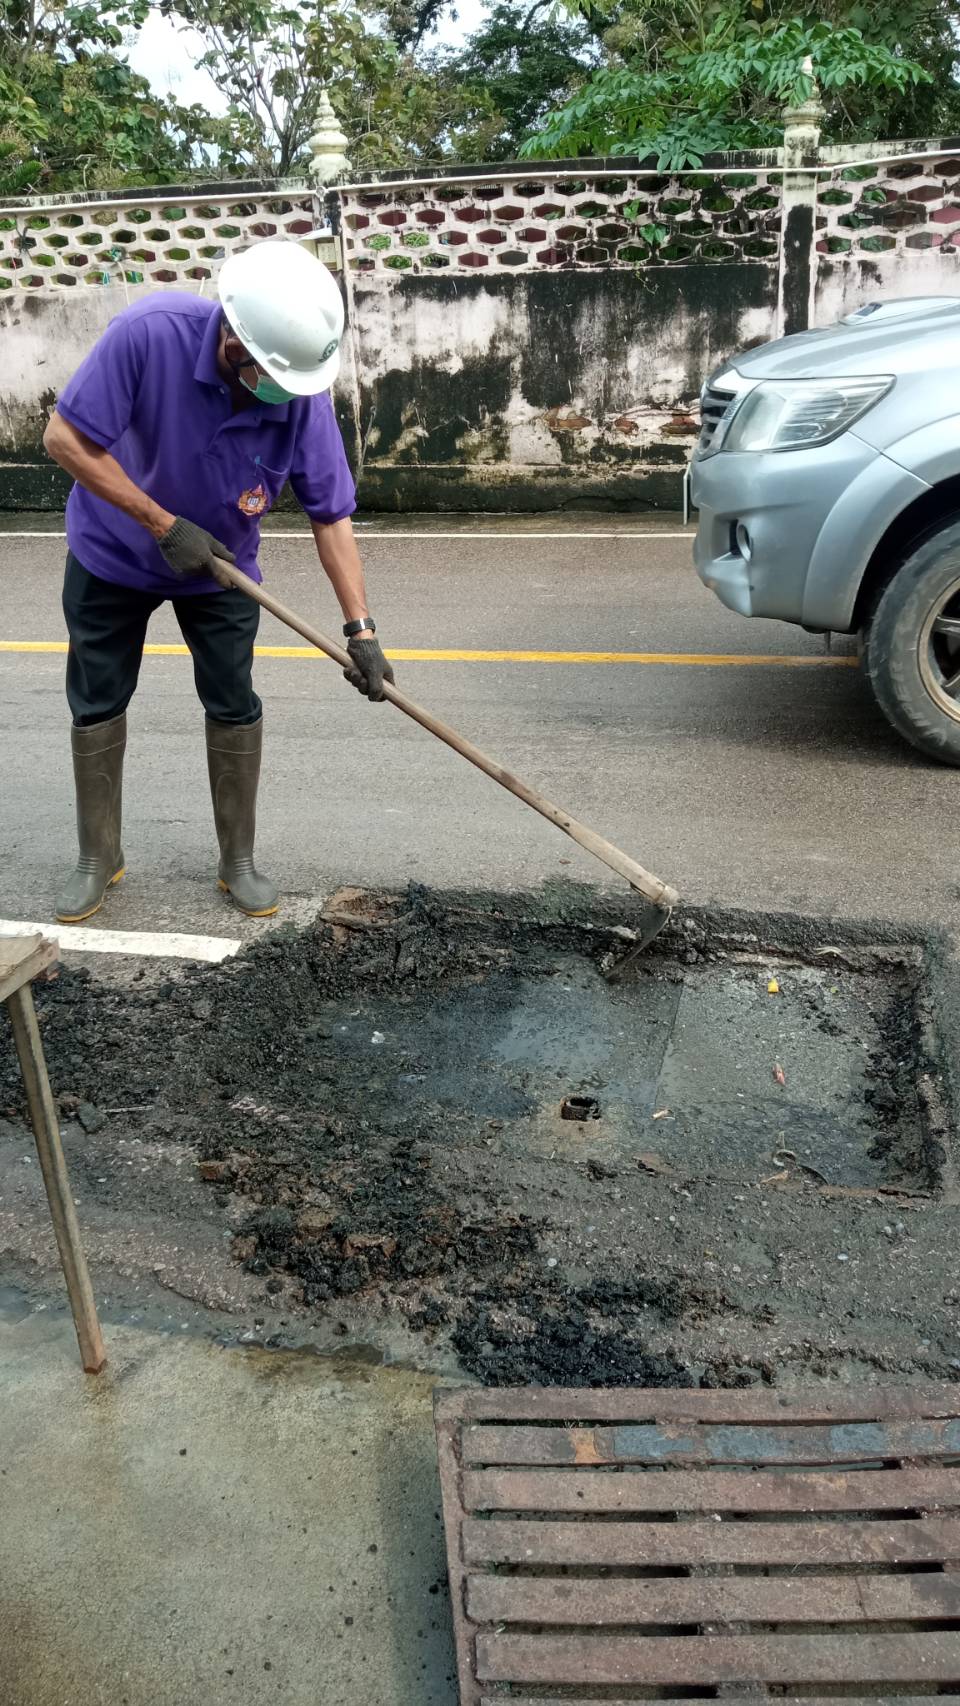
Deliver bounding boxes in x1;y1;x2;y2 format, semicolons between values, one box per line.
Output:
691;296;960;763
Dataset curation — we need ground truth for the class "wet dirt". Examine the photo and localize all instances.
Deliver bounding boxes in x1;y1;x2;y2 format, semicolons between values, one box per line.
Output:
1;886;958;1388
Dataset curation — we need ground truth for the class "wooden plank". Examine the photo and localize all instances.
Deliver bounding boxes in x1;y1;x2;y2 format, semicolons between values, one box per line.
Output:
461;1417;960;1467
482;1699;960;1706
0;932;41;975
6;983;106;1375
475;1629;960;1687
437;1384;960;1428
462;1514;960;1568
467;1570;960;1628
435;1406;480;1706
0;933;57;1003
463;1464;960;1514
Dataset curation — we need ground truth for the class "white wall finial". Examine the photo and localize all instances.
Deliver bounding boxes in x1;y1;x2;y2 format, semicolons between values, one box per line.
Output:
308;91;351;188
783;54;825;159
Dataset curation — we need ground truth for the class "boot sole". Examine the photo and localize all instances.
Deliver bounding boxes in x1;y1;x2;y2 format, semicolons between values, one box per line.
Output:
55;865;125;925
217;877;279;919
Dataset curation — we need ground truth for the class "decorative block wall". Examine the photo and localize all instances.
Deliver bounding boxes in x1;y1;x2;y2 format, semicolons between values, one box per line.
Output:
0;189;319;292
338;171;784;274
818;153;960;257
4;150;960;295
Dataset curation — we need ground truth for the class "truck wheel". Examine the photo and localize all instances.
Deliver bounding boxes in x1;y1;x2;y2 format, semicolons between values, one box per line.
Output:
862;520;960;765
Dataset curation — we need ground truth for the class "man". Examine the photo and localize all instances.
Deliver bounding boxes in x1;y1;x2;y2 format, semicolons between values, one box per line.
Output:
43;238;393;925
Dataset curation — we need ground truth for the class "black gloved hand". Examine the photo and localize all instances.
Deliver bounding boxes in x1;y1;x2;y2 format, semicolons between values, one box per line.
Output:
344;636;395;703
159;516;236;584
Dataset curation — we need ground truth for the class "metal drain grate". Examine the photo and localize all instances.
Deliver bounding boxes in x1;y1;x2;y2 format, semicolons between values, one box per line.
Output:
435;1385;960;1705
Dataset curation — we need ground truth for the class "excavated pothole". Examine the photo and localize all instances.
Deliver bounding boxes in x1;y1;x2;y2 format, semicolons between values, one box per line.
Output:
0;887;953;1386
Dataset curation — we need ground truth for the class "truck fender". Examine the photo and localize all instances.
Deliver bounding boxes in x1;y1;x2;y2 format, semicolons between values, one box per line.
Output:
802;446;929;632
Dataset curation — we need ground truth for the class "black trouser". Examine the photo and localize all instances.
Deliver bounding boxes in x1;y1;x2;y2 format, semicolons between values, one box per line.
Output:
62;552;261;727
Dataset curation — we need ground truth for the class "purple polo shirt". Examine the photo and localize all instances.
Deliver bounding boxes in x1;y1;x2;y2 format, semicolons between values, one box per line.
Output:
58;292;356;595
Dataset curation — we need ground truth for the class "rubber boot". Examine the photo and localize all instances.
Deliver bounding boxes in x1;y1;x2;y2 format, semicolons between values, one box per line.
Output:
55;713;126;923
205;716;279;918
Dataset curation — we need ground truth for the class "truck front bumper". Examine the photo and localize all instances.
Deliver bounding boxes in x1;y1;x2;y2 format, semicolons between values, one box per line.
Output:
691;434;879;626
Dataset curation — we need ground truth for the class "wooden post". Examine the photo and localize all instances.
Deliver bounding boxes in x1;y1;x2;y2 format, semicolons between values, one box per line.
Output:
2;936;106;1375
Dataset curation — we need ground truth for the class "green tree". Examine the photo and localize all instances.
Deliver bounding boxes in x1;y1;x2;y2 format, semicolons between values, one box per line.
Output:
0;0;223;193
157;0;479;177
380;0;452;50
339;43;498;172
157;0;398;177
338;0;595;169
521;0;944;167
445;0;596;160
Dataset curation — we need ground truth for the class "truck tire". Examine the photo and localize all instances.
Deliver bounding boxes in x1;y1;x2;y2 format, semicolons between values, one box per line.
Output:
862;519;960;765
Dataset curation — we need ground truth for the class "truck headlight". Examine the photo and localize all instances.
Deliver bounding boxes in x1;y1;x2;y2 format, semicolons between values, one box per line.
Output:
721;376;893;454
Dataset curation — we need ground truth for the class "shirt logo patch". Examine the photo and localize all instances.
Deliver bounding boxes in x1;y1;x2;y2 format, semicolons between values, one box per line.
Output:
238;483;269;517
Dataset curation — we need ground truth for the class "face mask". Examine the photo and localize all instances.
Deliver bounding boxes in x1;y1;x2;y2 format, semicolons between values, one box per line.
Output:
228;356;296;406
240;371;297;407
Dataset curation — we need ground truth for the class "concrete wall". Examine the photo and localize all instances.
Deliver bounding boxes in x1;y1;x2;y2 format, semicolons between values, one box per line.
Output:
1;146;959;512
0;282;364;511
0;261;777;512
816;252;960;323
348;268;778;510
0;287;146;506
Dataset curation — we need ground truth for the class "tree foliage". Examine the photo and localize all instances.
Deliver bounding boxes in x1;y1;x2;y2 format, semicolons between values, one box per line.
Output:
445;1;598;160
0;0;222;193
379;0;449;50
5;0;946;193
336;0;594;169
337;44;490;172
0;0;592;191
521;0;949;167
157;0;400;177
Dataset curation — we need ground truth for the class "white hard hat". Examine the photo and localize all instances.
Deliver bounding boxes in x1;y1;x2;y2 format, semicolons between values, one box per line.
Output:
218;239;344;396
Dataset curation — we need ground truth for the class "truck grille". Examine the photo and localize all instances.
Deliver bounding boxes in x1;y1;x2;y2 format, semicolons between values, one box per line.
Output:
698;382;735;454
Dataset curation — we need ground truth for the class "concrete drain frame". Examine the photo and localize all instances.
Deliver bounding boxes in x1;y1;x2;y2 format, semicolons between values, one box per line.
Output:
435;1383;960;1706
321;890;955;1206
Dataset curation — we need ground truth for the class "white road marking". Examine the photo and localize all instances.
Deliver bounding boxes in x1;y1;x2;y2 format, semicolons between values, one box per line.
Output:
350;530;692;540
0;919;240;963
0;528;692;541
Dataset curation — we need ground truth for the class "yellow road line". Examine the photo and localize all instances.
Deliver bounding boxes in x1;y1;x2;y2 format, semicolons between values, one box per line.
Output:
0;641;855;665
0;640;89;654
383;649;858;667
0;639;857;667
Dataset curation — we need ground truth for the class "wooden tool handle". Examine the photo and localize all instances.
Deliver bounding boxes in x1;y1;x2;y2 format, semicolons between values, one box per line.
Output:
5;951;107;1376
217;559;679;912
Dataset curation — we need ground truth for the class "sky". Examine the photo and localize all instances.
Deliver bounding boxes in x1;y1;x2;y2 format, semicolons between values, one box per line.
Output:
127;1;490;116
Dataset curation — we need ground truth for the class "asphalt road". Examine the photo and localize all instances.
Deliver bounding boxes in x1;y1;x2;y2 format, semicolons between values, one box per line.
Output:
1;511;955;939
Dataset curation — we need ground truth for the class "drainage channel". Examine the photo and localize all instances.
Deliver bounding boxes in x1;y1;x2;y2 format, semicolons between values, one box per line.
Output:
436;1384;960;1706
